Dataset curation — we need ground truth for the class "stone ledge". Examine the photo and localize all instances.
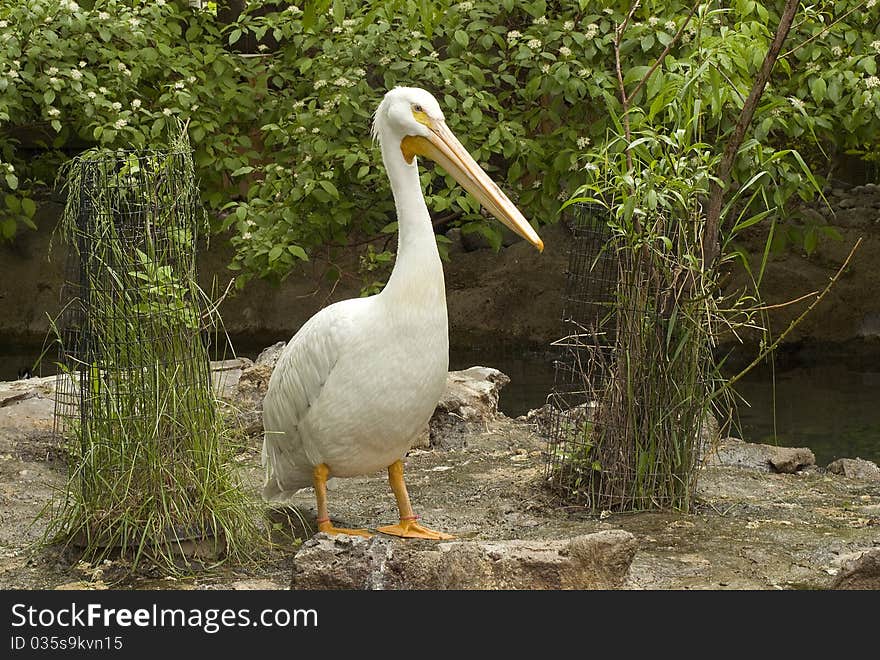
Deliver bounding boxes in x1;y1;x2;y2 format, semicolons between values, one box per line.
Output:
290;530;637;590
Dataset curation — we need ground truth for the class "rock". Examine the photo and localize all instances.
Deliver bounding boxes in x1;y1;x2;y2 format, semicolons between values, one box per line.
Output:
703;437;815;473
290;530;637;590
829;548;880;590
826;457;880;481
255;341;287;369
428;367;511;448
769;447;816;473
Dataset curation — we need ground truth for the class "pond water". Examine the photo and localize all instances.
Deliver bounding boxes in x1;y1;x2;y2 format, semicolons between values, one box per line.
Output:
3;337;878;467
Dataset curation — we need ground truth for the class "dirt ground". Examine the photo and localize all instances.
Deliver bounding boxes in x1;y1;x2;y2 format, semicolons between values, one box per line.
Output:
1;374;878;591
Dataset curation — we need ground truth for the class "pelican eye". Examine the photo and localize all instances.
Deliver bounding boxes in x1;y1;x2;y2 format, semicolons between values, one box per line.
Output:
413;104;424;113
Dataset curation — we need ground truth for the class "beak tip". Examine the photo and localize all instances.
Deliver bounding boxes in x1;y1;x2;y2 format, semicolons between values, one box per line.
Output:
535;238;544;253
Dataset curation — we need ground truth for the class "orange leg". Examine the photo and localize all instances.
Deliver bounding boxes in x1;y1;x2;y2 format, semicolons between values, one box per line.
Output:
312;463;371;537
377;460;453;540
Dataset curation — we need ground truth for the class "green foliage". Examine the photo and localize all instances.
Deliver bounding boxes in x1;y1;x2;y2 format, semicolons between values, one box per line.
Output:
0;0;878;283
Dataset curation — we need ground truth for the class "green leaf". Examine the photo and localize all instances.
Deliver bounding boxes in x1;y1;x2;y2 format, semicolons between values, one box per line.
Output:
268;245;283;262
21;197;36;218
809;77;826;103
318;180;339;198
4;173;18;190
454;30;469;47
288;245;309;261
232;165;254;177
229;28;242;46
5;194;20;213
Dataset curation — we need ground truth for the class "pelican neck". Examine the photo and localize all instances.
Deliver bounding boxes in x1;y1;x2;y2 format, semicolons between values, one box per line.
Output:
378;139;445;306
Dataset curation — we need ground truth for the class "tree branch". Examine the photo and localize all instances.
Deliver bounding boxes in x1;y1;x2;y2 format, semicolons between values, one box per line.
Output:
701;0;801;268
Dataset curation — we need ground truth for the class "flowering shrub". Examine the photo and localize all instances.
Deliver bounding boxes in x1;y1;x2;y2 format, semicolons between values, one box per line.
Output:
0;1;878;283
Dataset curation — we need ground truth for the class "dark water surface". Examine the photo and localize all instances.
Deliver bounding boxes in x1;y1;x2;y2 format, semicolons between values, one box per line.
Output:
3;336;878;466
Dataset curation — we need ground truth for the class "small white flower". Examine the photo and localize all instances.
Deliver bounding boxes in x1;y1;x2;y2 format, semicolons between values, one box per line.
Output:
533;16;548;25
458;1;473;11
163;108;173;116
7;69;19;79
111;101;122;111
584;163;599;172
378;55;391;66
311;127;320;133
47;67;59;76
49;77;60;85
541;63;550;74
174;80;185;89
157;0;166;5
113;118;127;129
411;30;422;39
99;86;108;94
69;69;82;80
867;0;877;7
295;126;306;133
47;107;61;117
117;62;128;71
257;44;269;52
332;26;343;33
872;40;880;54
866;76;880;89
353;67;366;78
527;39;542;50
665;20;677;31
342;18;356;28
444;78;451;86
98;11;110;20
79;60;87;68
314;79;327;89
131;98;142;109
788;96;805;110
429;50;439;59
681;33;692;44
242;232;252;240
559;46;571;58
577;136;590;149
87;91;96;99
578;68;590;77
408;48;419;57
187;75;197;84
831;46;843;57
0;20;7;28
648;17;660;26
292;100;305;110
563;20;574;31
129;18;140;28
506;30;521;44
531;179;543;189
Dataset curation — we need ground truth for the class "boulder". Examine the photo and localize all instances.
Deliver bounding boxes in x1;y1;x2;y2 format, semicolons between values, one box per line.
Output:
829;548;880;590
427;367;511;448
290;530;637;590
826;457;880;481
703;437;816;473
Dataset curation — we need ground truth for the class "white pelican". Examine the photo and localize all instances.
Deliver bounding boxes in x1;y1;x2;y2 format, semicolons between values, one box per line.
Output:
261;86;543;539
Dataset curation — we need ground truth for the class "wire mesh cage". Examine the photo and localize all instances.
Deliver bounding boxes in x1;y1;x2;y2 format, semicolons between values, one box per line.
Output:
545;203;709;512
49;142;239;559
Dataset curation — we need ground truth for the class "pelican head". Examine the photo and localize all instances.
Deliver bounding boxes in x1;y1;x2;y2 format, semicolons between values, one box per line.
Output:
373;86;543;252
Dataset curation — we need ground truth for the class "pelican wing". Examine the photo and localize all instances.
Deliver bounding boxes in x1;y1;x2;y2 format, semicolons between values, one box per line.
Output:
261;300;356;499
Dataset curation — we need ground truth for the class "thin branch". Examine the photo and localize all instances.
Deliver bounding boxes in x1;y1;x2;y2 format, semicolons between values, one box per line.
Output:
720;237;861;393
781;1;866;60
628;0;702;102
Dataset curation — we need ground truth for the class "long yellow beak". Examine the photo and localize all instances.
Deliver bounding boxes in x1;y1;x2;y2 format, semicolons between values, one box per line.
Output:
401;121;544;252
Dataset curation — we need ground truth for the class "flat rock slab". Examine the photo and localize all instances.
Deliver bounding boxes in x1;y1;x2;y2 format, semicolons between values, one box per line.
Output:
704;437;816;473
291;530;637;590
